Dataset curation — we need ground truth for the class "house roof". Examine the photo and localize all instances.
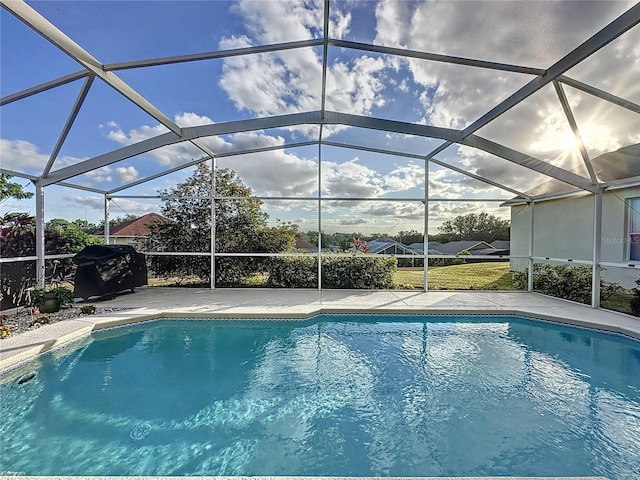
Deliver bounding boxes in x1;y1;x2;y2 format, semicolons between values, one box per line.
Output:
294;237;318;251
95;213;170;237
433;241;494;255
365;238;422;255
490;240;510;250
407;242;446;255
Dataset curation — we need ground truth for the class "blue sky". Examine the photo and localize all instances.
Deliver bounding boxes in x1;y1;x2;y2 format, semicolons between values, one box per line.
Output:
1;0;639;234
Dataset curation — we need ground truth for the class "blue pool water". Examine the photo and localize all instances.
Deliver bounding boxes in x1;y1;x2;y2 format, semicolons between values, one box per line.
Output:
1;314;639;478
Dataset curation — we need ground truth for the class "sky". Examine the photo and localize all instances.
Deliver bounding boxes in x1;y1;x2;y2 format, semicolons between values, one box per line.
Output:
1;0;639;235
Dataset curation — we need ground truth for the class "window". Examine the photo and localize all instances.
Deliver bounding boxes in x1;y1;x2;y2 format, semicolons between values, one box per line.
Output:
628;198;640;261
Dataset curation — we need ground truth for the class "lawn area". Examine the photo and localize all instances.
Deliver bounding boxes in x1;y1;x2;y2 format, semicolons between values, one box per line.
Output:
394;261;516;290
601;290;634;315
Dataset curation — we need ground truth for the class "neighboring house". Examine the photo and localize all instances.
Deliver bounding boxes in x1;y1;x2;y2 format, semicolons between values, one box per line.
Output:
407;242;447;255
509;143;640;288
490;240;510;254
431;240;495;256
294;237;319;252
94;213;170;246
407;240;509;256
363;238;423;256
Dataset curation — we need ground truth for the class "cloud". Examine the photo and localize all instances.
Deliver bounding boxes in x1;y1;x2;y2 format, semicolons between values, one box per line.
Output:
105;113;232;167
116;166;139;183
62;195;105;210
0;139;85;173
219;0;389;136
373;0;639;174
322;158;384;197
339;218;369;225
84;166;113;183
231;0;351;44
365;201;424;220
384;163;424;192
63;196;161;217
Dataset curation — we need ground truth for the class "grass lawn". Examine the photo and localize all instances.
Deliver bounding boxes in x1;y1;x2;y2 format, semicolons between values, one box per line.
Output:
601;290;634;315
394;261;516;290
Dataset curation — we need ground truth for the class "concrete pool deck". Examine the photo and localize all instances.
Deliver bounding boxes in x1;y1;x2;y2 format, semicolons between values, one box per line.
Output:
1;288;639;372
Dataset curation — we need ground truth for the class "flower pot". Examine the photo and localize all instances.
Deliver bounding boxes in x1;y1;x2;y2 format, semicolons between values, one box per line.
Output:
38;292;60;313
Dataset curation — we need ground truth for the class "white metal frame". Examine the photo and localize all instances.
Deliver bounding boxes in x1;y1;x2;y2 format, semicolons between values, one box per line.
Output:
1;0;639;309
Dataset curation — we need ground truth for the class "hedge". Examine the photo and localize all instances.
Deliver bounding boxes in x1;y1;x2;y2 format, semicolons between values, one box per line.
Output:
267;255;397;289
513;263;619;304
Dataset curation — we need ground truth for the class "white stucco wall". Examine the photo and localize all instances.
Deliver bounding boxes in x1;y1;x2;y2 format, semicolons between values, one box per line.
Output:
510;186;640;289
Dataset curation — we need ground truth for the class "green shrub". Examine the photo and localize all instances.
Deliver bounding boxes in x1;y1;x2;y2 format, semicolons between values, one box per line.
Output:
80;304;97;315
321;255;397;289
630;278;640;316
266;256;317;288
30;286;74;312
267;255;397;289
31;314;52;326
513;263;619;304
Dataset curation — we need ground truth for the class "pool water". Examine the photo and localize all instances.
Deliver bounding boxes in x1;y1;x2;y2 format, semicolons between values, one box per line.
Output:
1;314;639;478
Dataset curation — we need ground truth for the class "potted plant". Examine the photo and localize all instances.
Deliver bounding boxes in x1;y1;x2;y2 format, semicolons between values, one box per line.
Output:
30;286;74;313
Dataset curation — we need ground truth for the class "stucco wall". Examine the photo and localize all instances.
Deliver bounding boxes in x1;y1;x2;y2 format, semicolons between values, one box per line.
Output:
510;186;640;288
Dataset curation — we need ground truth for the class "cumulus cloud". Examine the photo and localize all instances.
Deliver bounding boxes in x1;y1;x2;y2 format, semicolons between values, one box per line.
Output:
62;196;160;217
339;218;369;225
0;139;85;173
322;158;385;197
105;113;232;167
219;0;389;136
84;166;113;184
116;166;139;183
373;0;639;172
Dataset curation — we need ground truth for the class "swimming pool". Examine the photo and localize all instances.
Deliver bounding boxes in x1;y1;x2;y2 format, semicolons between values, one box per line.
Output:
1;314;639;478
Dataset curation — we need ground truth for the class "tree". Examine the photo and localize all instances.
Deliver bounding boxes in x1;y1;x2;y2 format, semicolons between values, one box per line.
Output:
46;218;103;252
0;174;33;202
148;163;296;285
71;219;99;234
437;213;510;243
395;229;423;245
96;214;138;232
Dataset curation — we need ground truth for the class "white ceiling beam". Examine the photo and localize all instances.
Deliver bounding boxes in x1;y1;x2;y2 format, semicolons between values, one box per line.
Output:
1;0;182;137
329;39;545;76
42;110;598;193
43;75;95;177
107;141;317;194
105;39;323;71
41;112;315;185
553;80;598;184
558;75;640;114
0;169;38;181
55;182;108;194
320;0;330;118
461;3;640;138
463;134;599;193
322;140;529;198
0;70;88;106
